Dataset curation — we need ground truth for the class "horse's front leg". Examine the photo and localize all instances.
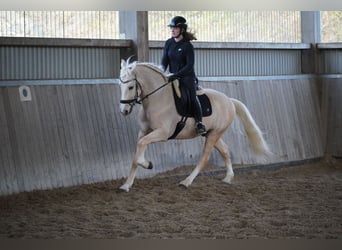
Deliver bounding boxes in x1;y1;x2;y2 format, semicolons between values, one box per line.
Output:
119;128;168;192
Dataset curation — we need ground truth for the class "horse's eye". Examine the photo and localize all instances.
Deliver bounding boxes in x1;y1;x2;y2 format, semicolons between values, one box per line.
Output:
128;86;134;90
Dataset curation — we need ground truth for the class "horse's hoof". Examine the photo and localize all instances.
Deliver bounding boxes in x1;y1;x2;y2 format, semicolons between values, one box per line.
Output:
178;180;190;188
118;184;130;193
138;161;153;170
178;183;188;189
222;174;234;184
116;188;127;193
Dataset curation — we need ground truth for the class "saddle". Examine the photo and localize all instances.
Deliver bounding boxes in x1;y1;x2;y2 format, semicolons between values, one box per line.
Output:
171;80;212;118
168;80;212;140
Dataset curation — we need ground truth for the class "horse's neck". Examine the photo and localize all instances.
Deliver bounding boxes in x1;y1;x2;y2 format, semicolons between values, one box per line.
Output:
137;65;174;112
137;65;167;96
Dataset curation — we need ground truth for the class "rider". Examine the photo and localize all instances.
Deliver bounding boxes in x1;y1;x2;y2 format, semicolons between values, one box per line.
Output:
161;16;207;136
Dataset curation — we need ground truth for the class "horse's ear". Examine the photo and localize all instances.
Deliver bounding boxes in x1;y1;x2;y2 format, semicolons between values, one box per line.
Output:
121;59;126;68
127;55;135;65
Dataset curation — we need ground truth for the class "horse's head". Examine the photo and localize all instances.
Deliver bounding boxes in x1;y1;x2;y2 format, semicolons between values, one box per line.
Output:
119;58;141;115
119;58;169;115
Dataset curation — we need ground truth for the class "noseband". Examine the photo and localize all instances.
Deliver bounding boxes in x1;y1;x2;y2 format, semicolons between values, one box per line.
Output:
119;77;142;106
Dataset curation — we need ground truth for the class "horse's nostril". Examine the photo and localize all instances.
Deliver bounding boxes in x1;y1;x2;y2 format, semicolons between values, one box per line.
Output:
121;109;130;115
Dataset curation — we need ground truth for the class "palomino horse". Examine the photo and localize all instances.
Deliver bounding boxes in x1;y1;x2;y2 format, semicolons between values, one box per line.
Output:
119;59;271;192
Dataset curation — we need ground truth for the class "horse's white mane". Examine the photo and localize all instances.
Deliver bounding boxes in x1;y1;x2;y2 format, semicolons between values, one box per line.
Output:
125;60;166;78
136;62;165;75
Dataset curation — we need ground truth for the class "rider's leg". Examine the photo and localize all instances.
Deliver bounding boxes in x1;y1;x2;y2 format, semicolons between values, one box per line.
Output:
194;96;206;135
181;77;207;135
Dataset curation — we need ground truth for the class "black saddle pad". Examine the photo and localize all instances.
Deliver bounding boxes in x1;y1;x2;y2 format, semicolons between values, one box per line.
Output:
171;83;212;118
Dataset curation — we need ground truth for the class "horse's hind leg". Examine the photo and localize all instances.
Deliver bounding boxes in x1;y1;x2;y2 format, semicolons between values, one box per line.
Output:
179;132;221;188
214;138;234;184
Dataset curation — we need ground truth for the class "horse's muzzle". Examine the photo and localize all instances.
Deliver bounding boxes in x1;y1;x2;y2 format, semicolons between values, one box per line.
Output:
120;104;133;116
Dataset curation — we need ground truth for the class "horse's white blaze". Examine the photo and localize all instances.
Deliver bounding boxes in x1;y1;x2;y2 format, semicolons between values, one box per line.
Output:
119;84;128;114
118;59;271;192
119;59;139;115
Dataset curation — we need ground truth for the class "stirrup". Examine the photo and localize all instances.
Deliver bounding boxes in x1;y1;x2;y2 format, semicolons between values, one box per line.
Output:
196;122;207;136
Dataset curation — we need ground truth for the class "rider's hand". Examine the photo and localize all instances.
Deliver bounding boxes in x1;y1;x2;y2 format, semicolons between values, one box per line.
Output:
167;74;178;82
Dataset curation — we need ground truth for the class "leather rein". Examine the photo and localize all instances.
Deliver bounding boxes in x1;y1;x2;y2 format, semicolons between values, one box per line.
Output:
119;76;170;106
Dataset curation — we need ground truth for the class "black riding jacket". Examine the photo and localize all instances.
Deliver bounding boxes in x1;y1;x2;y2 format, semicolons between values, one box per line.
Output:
161;37;197;81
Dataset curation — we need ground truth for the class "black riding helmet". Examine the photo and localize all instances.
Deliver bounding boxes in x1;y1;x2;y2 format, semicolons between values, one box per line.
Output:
168;16;187;30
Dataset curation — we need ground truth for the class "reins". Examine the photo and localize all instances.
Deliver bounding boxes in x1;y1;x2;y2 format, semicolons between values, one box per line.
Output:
139;80;170;103
120;76;171;105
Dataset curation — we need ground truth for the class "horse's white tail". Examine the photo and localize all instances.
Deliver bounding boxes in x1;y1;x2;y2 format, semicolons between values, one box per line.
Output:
231;98;271;156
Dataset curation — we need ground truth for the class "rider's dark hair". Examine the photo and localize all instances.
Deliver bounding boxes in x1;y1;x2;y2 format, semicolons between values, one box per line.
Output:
183;30;197;41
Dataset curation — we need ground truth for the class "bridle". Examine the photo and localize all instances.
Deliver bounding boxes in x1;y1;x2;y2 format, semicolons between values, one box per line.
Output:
119;76;142;106
119;76;171;106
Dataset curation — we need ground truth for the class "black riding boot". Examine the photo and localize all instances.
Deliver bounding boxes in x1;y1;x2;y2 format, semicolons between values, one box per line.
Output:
194;96;207;136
